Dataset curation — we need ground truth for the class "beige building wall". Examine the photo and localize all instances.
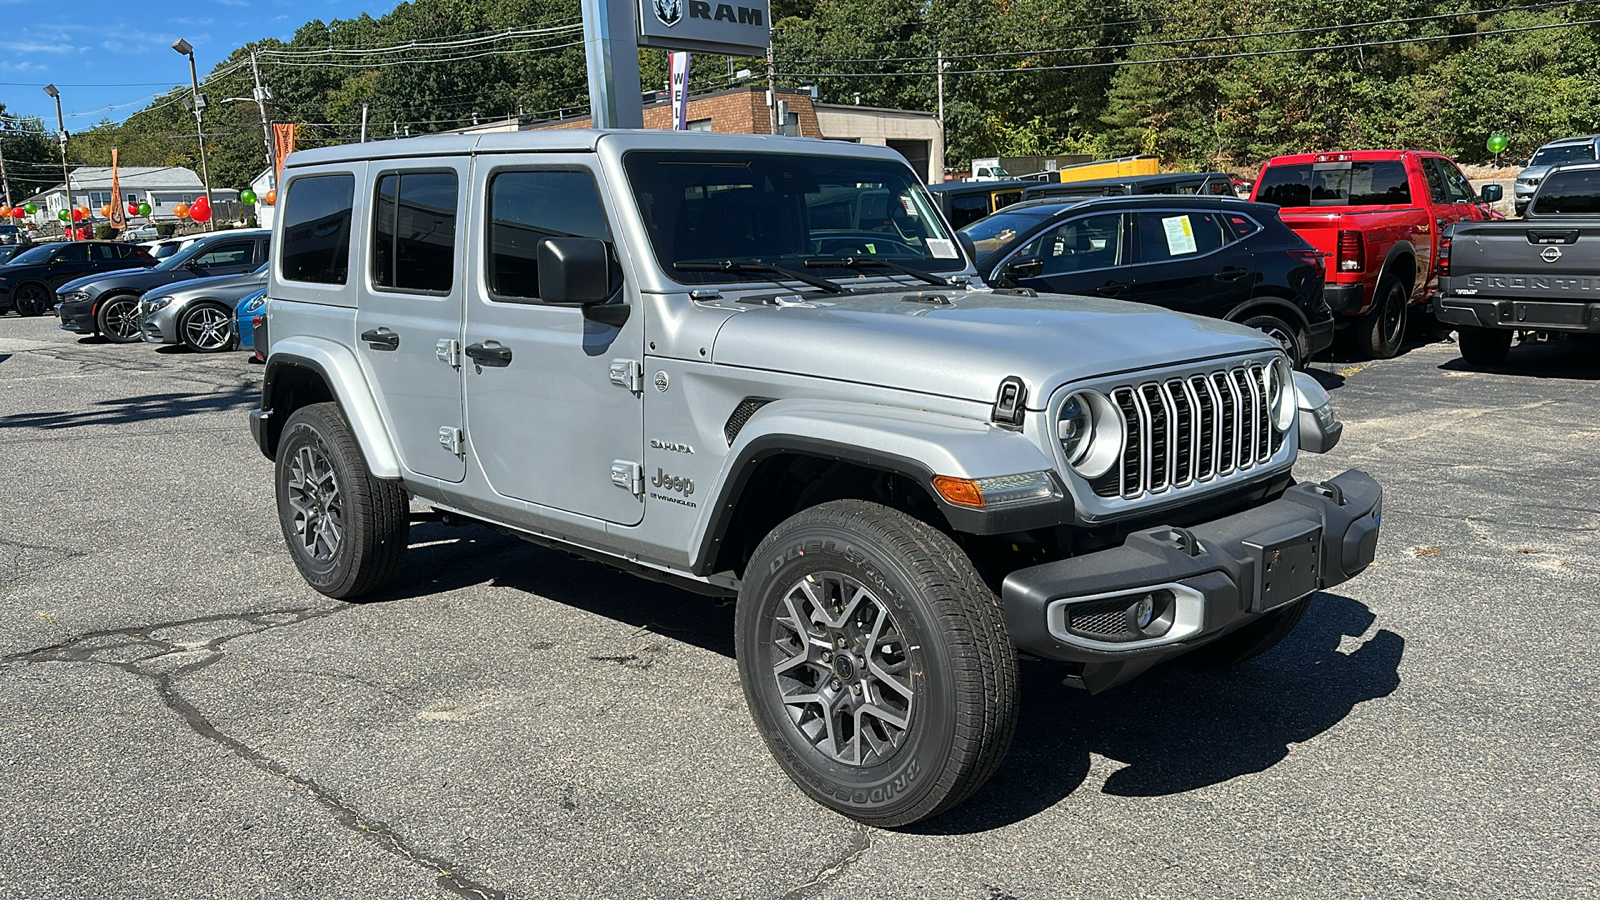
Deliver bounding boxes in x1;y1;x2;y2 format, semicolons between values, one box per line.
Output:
813;104;945;184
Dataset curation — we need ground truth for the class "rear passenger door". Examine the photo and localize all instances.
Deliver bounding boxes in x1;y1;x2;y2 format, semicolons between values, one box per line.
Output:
352;161;469;483
461;158;644;526
1123;209;1254;316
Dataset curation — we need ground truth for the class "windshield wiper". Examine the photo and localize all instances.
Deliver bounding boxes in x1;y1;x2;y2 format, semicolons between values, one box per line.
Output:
803;256;950;287
674;260;844;294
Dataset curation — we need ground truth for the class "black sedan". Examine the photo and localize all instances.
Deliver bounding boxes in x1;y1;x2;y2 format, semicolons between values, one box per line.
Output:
960;195;1333;366
55;230;269;342
0;241;155;317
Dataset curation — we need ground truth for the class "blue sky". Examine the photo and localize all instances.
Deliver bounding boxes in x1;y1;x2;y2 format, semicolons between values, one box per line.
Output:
1;1;400;128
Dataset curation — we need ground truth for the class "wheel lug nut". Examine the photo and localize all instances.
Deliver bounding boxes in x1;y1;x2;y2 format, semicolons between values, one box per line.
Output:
830;678;841;690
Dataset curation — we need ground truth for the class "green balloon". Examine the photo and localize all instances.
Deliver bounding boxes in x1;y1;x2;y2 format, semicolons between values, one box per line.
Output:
24;202;37;215
57;209;70;221
240;189;258;205
137;202;151;217
1487;133;1508;154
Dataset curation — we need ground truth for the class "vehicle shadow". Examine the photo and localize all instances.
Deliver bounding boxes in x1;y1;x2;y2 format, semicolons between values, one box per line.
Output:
912;592;1403;834
1437;338;1600;381
0;383;258;429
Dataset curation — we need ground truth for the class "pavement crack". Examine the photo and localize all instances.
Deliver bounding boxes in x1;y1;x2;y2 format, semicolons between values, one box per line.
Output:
0;607;507;900
779;824;873;900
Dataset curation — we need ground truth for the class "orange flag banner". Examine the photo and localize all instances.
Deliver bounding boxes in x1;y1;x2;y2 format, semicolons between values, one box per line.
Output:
108;148;125;230
272;122;296;184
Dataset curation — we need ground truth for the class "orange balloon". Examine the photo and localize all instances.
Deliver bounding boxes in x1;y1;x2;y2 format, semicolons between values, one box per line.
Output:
263;189;276;206
100;204;112;218
173;203;190;219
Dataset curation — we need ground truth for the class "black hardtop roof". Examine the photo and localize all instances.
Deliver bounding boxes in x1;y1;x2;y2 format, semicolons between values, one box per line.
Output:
926;179;1034;195
993;194;1267;217
1025;171;1234;195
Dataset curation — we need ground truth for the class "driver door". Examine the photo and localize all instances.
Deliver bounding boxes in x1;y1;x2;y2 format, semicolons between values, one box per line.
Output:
1003;212;1128;297
45;243;93;287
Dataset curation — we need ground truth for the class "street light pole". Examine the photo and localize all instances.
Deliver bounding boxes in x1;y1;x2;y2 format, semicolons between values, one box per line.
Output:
43;84;73;240
172;39;215;231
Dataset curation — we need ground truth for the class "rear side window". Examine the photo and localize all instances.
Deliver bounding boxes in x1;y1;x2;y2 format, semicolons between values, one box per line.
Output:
373;171;459;294
1256;161;1412;207
946;194;990;229
91;244;118;261
1222;213;1262;240
1530;168;1600;215
193;242;252;269
1133;211;1229;262
281;173;355;285
486;169;612;302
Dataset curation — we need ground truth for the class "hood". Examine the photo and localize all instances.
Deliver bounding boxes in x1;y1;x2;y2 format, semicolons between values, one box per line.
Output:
710;287;1278;406
1517;165;1553;181
62;267;196;296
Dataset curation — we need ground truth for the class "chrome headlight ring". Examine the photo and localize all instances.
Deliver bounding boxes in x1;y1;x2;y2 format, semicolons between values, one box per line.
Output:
1058;389;1123;479
1268;357;1296;433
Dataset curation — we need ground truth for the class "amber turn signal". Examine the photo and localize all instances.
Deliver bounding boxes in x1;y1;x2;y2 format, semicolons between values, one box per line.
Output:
932;475;985;508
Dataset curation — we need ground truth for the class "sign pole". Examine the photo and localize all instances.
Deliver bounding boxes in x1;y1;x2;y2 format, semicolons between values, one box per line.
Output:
582;0;645;129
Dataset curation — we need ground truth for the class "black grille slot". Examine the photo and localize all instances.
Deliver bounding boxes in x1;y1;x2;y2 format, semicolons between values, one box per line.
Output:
723;397;774;445
1065;598;1135;641
1192;375;1216;480
1169;379;1194;486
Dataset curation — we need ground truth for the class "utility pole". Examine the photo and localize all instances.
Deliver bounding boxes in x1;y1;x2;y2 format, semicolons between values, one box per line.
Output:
0;131;12;211
936;49;946;135
767;45;779;134
249;51;277;191
173;39;215;231
43;84;72;239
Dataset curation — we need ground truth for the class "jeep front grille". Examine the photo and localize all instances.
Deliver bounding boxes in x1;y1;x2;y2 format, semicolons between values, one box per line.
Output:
1088;363;1282;500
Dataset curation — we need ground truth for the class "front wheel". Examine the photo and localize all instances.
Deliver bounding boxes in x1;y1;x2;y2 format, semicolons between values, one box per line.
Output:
179;303;234;352
1241;313;1309;368
96;295;143;343
1457;326;1512;366
735;500;1018;827
13;283;50;317
1351;276;1408;360
274;402;409;599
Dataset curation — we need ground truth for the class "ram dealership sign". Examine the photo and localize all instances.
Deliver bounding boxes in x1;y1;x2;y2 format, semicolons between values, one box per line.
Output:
639;0;770;56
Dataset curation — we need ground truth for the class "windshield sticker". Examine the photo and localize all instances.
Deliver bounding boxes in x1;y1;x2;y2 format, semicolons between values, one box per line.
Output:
900;196;920;217
927;238;958;259
1162;215;1197;255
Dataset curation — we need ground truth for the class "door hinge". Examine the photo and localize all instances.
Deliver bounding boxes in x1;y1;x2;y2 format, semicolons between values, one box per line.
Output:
435;338;461;368
610;460;644;497
439;426;465;457
609;358;644;394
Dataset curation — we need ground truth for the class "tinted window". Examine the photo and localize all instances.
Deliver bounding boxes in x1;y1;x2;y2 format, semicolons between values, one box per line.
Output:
1438;160;1475;203
193;242;253;269
960;210;1053;259
91;244;119;261
373;171;458;293
1530;168;1600;214
487;169;613;302
1421;159;1449;203
946;194;990;229
1222;213;1262;240
281;173;355;285
54;244;89;264
992;189;1024;209
1530;143;1597;166
1256;161;1412;207
1133;212;1228;262
1018;213;1124;274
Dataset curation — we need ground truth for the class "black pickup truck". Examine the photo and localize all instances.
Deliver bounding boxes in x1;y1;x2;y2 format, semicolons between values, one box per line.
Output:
1433;162;1600;365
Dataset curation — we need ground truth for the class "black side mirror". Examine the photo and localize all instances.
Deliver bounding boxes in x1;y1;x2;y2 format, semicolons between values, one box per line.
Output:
955;232;978;266
1008;256;1045;279
537;237;611;306
1479;183;1504;203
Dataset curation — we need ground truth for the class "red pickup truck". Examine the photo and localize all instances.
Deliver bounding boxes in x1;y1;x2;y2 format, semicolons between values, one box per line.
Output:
1251;150;1503;359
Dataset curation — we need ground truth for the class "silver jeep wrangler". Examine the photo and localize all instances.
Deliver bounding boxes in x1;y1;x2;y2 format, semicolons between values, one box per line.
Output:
250;130;1379;827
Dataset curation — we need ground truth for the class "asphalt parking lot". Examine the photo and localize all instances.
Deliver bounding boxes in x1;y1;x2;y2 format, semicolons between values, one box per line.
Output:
1;316;1596;899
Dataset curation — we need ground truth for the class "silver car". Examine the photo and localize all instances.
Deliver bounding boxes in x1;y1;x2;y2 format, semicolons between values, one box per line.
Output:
140;263;267;352
1515;134;1600;215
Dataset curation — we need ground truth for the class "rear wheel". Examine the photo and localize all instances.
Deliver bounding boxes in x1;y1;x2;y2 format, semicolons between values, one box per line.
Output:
1457;327;1512;366
96;294;142;343
735;500;1018;827
1241;313;1309;368
13;283;50;317
179;303;234;352
1351;276;1408;360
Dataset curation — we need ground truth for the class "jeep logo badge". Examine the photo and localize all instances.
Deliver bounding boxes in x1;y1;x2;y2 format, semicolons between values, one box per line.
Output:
654;371;670;392
1541;246;1562;263
653;0;682;27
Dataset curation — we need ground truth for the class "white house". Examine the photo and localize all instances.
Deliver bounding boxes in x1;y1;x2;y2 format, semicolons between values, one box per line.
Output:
22;166;240;227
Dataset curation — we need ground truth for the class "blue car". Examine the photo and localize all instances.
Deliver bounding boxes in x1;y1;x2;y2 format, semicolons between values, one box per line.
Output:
236;289;266;356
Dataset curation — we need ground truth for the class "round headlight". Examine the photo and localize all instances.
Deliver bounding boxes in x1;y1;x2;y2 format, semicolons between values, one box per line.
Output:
1058;390;1123;479
1269;358;1295;432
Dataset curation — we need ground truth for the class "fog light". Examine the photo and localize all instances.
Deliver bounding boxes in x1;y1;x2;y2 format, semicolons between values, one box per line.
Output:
1132;594;1155;629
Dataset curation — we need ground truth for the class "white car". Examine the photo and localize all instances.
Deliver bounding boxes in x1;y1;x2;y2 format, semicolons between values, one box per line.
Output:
139;233;206;259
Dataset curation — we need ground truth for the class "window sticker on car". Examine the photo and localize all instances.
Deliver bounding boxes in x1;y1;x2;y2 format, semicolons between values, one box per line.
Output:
927;238;958;258
900;196;920;217
1162;215;1198;255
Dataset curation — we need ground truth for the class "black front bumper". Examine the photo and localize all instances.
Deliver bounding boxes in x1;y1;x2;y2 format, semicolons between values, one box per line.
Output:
1001;470;1381;690
56;298;96;332
1432;294;1600;333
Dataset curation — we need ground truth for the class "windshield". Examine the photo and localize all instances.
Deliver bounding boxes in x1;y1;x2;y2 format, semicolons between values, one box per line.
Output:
624;151;964;286
1530;168;1600;214
1256;161;1412;207
1530;143;1596;167
9;245;55;266
959;210;1054;259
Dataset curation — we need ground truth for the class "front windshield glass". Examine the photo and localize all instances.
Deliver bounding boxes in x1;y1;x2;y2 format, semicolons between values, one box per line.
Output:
1530;143;1596;167
9;245;55;266
153;239;209;271
624;151;964;285
959;210;1054;258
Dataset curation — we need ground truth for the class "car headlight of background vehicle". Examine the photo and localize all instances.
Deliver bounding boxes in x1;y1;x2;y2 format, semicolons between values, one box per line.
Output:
145;296;173;313
1269;358;1296;433
1058;390;1123;479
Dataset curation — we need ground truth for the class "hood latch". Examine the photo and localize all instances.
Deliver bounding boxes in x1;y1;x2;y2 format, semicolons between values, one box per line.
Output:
991;376;1027;429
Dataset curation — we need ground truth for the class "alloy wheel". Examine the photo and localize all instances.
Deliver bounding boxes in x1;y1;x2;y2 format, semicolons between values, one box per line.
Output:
101;298;142;340
15;285;48;317
768;570;915;766
285;440;344;562
183;307;233;351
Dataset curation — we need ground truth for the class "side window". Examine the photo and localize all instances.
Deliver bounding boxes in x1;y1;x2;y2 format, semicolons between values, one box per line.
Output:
373;170;458;294
946;194;990;229
992;190;1023;210
280;173;355;285
1421;159;1449;204
486;169;613;303
91;244;119;261
55;244;89;264
193;242;252;269
1133;211;1228;263
1440;161;1474;203
1222;213;1262;240
1018;213;1123;275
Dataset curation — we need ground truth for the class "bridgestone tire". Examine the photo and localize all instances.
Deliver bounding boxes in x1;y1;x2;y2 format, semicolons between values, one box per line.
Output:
1352;276;1408;360
1457;327;1512;366
735;500;1018;827
274;402;408;599
1178;595;1313;670
1241;313;1309;369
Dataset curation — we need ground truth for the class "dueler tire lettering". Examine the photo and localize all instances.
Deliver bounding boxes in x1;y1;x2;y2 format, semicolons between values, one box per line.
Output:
734;499;1018;828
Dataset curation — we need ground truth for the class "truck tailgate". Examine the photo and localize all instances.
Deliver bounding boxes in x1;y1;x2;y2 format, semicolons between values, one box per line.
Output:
1446;221;1600;301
